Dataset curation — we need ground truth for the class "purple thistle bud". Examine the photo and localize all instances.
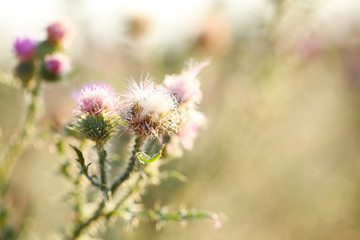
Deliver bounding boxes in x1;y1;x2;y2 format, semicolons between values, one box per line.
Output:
13;37;36;60
163;60;209;107
75;82;118;116
46;20;71;44
44;53;71;76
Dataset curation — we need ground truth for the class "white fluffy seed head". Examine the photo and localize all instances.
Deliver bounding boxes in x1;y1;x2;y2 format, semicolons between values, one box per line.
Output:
120;79;181;137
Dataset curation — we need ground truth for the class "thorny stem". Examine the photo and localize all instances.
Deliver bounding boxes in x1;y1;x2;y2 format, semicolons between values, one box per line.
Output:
110;135;144;195
73;174;84;224
68;135;145;240
0;77;41;193
125;209;218;224
69;201;106;240
105;172;143;219
96;141;108;200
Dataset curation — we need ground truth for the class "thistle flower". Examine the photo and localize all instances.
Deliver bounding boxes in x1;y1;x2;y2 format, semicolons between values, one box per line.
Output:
75;83;118;116
13;37;36;60
163;60;209;107
120;80;181;138
46;20;71;44
71;82;119;142
41;53;71;81
177;110;207;151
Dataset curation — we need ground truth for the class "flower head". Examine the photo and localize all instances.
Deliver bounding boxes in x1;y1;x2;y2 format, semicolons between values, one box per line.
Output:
177;110;207;151
120;79;181;138
46;20;72;44
44;53;71;75
75;83;118;116
163;60;209;107
13;37;36;60
71;82;119;142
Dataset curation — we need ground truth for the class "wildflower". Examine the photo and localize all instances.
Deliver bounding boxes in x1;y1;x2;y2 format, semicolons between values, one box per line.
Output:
46;20;71;44
71;82;119;142
177;110;206;151
41;53;71;81
13;37;36;60
75;83;118;116
163;60;209;107
120;80;180;138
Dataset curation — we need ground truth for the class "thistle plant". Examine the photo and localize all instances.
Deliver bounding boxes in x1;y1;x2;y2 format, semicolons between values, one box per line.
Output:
0;19;221;240
0;20;72;239
64;69;220;239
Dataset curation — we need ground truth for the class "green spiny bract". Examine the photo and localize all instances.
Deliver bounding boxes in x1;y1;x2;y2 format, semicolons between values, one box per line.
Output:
73;113;118;143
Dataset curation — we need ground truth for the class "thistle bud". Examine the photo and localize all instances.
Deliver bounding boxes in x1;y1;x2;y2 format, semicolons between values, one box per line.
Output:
46;20;71;45
13;37;36;60
14;61;35;87
41;53;71;81
72;83;119;142
120;80;181;138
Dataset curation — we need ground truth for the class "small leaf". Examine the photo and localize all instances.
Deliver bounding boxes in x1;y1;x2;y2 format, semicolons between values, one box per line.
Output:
136;145;165;163
70;144;85;165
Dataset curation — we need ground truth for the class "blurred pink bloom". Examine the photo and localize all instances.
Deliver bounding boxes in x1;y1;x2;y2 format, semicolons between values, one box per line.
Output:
44;53;71;75
163;60;209;106
177;121;199;151
46;20;71;44
178;110;207;151
13;37;36;60
75;83;118;116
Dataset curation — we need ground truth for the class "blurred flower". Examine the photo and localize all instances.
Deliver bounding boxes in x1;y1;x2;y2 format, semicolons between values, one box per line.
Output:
126;12;150;39
120;80;180;138
75;83;118;116
44;53;71;76
13;37;36;60
163;60;209;107
46;20;72;44
177;110;207;151
194;7;231;54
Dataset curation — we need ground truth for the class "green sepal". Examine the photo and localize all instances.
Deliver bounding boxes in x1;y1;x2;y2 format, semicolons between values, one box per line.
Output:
136;145;165;163
14;60;35;87
35;40;62;59
72;113;118;142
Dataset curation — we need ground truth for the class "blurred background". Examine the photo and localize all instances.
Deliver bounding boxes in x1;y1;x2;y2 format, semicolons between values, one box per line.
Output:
2;0;360;239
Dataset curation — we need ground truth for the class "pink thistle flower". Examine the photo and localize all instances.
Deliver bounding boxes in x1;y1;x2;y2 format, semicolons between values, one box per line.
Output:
46;20;72;44
120;79;180;138
177;110;207;150
13;37;36;60
44;53;71;76
163;60;209;107
75;82;118;116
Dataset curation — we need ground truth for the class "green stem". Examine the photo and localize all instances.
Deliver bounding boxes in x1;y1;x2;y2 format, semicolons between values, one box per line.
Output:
96;141;108;199
69;201;105;240
67;135;145;239
0;77;41;192
105;172;143;219
73;174;84;224
110;135;143;195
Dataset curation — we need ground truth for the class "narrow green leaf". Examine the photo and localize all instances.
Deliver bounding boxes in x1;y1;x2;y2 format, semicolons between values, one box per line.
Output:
70;144;85;165
136;145;165;163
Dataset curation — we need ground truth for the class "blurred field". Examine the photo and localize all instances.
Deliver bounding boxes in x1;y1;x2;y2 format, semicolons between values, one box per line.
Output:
2;0;360;239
